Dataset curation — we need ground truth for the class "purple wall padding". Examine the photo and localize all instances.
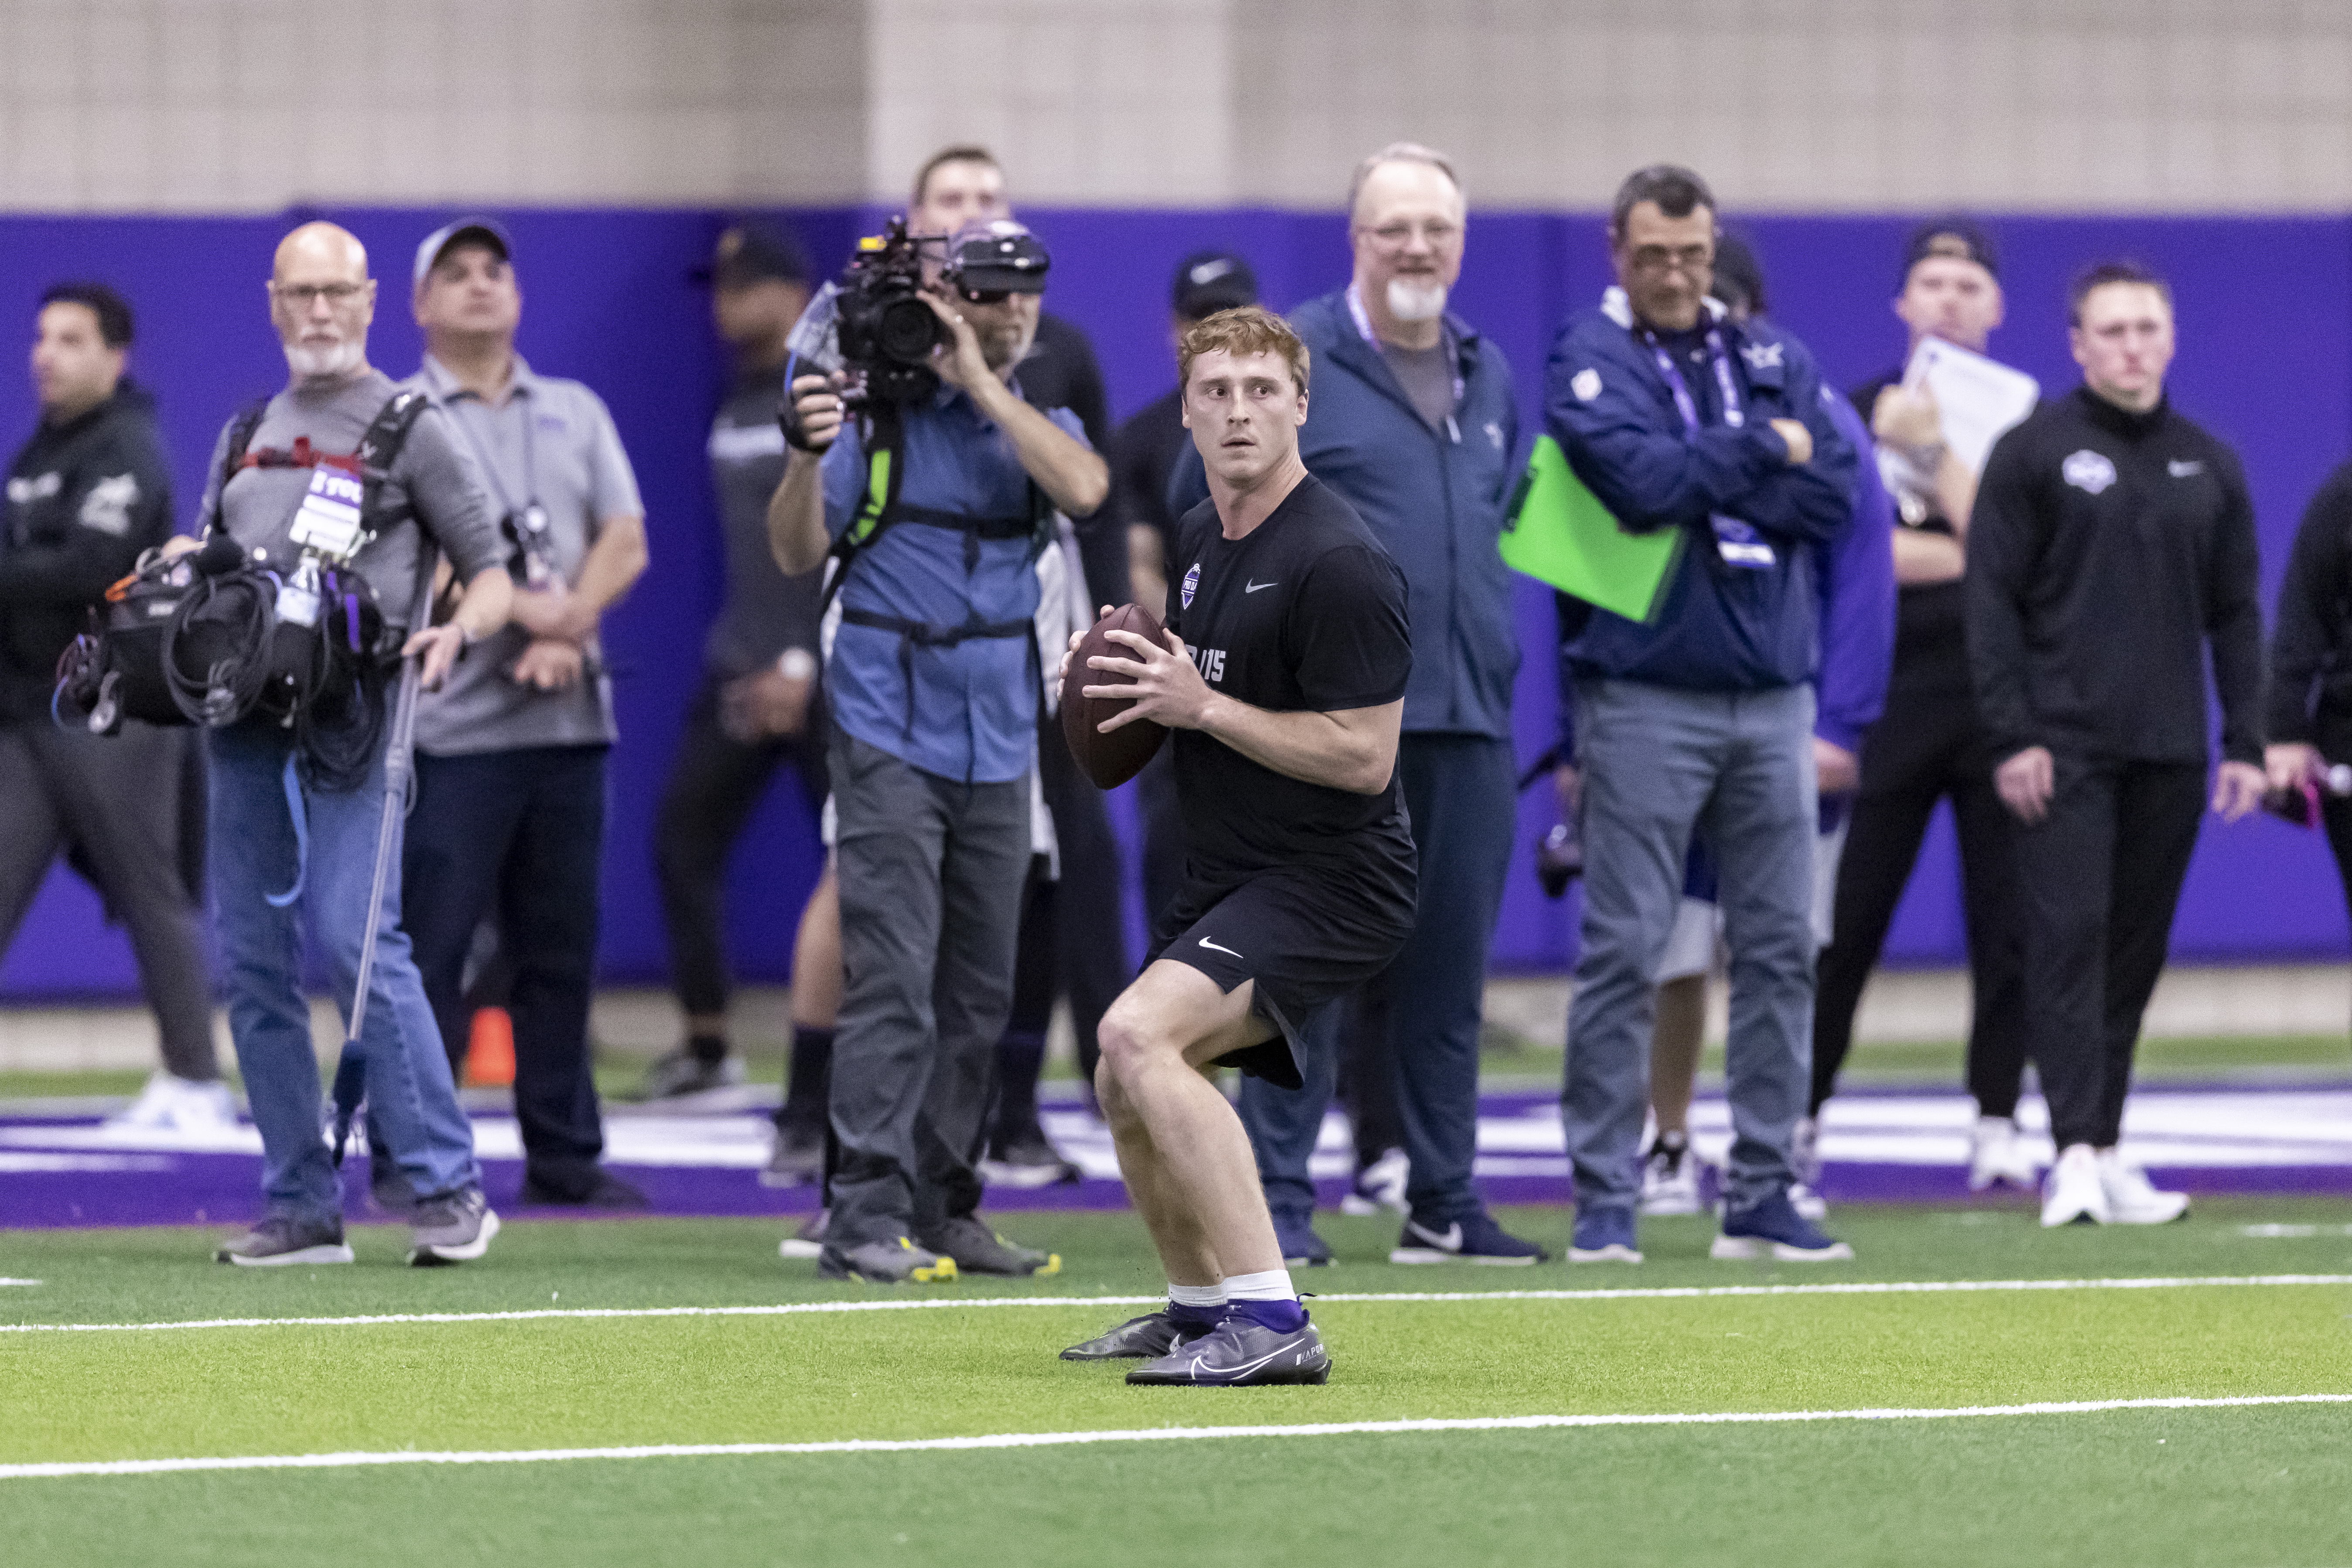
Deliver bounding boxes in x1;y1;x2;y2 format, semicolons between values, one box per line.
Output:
0;206;2344;1001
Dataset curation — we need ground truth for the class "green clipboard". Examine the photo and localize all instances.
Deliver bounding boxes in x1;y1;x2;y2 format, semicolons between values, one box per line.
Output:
1499;435;1684;624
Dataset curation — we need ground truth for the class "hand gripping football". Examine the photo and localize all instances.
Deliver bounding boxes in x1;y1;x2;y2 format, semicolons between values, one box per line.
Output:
1060;603;1170;789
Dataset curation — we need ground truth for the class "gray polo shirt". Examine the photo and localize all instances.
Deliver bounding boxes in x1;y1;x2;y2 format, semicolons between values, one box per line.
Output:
197;367;505;632
403;354;643;757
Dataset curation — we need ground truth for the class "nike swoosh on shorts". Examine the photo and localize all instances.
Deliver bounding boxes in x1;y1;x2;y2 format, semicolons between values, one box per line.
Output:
1198;937;1245;960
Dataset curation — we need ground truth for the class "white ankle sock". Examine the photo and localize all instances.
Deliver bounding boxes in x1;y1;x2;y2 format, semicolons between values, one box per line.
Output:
1221;1268;1296;1302
1167;1282;1226;1309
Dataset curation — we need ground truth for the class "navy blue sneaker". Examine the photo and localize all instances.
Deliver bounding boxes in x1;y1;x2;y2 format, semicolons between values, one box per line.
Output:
1712;1188;1855;1261
1569;1207;1642;1263
1389;1209;1549;1265
1274;1213;1333;1268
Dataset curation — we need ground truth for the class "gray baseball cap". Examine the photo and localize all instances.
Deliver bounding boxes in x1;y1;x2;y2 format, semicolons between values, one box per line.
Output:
413;217;514;291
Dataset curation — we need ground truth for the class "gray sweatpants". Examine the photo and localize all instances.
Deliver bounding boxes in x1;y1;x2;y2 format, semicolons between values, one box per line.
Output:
0;717;216;1080
826;727;1030;1250
1563;679;1817;1214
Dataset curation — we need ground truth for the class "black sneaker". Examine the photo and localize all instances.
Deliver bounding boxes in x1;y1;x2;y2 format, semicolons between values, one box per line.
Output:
1389;1209;1550;1265
215;1215;354;1267
1273;1213;1333;1267
978;1131;1083;1189
636;1049;746;1103
518;1168;649;1209
1061;1310;1213;1361
818;1235;957;1284
779;1208;828;1260
1126;1314;1332;1386
408;1186;501;1266
916;1214;1060;1276
760;1120;827;1188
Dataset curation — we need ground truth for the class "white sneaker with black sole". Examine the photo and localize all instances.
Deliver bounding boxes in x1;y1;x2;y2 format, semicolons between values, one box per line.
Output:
2097;1149;2189;1224
2040;1143;2109;1226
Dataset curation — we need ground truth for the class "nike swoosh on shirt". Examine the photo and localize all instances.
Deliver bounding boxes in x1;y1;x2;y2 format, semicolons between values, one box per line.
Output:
1245;580;1278;593
1198;937;1245;960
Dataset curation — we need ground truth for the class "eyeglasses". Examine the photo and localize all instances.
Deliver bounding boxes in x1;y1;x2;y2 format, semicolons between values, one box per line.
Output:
273;282;370;308
1625;245;1713;277
1362;220;1461;251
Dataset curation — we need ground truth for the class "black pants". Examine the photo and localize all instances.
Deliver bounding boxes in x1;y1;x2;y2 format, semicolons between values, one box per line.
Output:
1813;684;2029;1117
403;745;610;1191
653;680;827;1020
2014;756;2205;1151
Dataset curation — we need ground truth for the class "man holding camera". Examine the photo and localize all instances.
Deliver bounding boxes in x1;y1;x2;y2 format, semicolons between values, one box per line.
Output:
2;283;224;1131
198;222;513;1267
768;219;1107;1283
397;218;650;1209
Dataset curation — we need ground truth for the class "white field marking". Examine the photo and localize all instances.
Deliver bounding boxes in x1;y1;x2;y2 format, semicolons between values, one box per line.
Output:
6;1275;2349;1338
2239;1224;2352;1238
5;1393;2349;1482
0;1280;40;1288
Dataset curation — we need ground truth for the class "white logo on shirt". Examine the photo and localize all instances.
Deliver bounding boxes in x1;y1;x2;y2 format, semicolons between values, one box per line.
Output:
6;471;61;506
78;473;138;536
2168;459;2205;478
1245;579;1277;593
1181;561;1200;609
1571;368;1602;403
2062;450;2118;495
1740;341;1785;371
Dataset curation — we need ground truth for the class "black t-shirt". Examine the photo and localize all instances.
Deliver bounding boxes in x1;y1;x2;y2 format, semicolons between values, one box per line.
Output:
1853;367;1969;693
1108;386;1188;542
1163;473;1416;890
1018;312;1125;608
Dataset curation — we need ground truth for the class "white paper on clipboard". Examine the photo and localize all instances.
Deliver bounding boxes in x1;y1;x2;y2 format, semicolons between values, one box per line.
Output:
1903;338;2039;475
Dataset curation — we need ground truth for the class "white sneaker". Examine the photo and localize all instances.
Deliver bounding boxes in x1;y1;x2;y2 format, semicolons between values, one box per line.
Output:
106;1072;239;1133
2097;1149;2189;1224
1969;1115;2041;1192
1788;1182;1829;1222
1638;1136;1703;1216
2040;1143;2109;1226
1339;1147;1410;1216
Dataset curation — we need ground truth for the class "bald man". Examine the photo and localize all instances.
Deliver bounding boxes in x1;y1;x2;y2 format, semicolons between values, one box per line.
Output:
195;222;514;1267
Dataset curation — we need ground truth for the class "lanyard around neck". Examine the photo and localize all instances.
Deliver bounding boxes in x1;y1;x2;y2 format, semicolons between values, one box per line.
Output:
1640;325;1745;432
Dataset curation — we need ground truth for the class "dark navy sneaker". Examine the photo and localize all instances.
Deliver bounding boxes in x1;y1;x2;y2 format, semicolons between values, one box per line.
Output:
1389;1209;1548;1265
1125;1315;1331;1386
1712;1188;1855;1261
1274;1213;1333;1268
1568;1207;1643;1264
1061;1310;1214;1361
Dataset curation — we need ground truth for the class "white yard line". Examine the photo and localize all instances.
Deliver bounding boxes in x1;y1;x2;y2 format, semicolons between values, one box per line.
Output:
2239;1224;2352;1238
6;1393;2348;1482
0;1279;39;1288
5;1274;2348;1337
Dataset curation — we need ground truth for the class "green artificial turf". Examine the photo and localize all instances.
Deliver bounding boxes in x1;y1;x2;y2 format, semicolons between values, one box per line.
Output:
5;1201;2352;1565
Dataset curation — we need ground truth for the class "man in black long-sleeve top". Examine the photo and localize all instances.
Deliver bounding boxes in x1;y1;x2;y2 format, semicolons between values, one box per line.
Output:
2263;465;2352;932
1968;261;2267;1229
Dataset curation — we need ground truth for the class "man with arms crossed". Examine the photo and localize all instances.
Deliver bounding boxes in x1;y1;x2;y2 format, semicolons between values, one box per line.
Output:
1061;306;1414;1386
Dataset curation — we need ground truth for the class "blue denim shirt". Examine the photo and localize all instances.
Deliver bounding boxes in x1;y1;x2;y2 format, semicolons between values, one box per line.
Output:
821;383;1077;783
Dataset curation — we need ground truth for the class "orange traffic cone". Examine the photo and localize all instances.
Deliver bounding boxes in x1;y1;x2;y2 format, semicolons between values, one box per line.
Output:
464;1006;516;1087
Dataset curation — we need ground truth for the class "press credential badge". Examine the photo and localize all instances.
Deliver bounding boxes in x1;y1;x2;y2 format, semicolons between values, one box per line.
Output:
288;468;365;560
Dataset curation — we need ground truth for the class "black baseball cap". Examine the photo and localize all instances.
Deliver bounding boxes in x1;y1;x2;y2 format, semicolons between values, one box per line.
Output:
1901;218;1999;286
947;220;1050;294
1172;250;1258;319
697;222;813;289
413;217;513;291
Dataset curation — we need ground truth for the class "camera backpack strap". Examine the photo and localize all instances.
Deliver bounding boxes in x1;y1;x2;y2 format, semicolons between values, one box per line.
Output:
817;400;909;616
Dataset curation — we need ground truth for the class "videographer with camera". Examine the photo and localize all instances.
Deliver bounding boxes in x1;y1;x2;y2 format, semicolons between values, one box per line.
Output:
1;283;224;1131
768;218;1106;1283
188;222;513;1267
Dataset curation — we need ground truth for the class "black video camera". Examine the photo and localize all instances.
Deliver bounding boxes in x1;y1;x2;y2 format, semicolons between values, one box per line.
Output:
831;218;1053;405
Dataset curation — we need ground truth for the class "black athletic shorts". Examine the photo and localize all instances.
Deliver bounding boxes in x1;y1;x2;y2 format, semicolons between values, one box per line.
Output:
1145;864;1416;1090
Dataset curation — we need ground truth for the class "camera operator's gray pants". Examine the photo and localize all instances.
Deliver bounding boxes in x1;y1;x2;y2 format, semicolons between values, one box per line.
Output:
826;728;1030;1251
1564;679;1817;1216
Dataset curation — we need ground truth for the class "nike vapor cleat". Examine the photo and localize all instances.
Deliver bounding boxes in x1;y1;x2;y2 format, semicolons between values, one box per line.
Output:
1125;1315;1331;1387
819;1236;957;1284
1339;1146;1410;1216
1712;1189;1853;1261
215;1215;354;1267
760;1119;827;1188
1390;1209;1548;1265
2041;1144;2110;1227
2096;1149;2189;1224
1061;1310;1214;1362
1969;1115;2042;1192
1274;1213;1333;1267
1638;1134;1703;1216
408;1186;501;1266
1568;1206;1643;1264
779;1207;829;1260
916;1215;1058;1276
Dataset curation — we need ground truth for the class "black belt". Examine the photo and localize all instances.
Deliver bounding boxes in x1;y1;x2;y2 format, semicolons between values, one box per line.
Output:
841;608;1032;738
896;506;1034;574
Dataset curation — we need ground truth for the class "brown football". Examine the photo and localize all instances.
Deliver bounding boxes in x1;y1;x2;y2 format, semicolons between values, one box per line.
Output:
1060;602;1171;789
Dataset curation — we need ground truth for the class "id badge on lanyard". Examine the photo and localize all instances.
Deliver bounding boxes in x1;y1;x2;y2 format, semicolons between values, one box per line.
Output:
1648;329;1776;571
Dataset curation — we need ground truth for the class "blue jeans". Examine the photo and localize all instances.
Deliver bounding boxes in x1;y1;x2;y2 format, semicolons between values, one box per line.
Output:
1563;680;1816;1216
1241;734;1516;1226
210;722;478;1223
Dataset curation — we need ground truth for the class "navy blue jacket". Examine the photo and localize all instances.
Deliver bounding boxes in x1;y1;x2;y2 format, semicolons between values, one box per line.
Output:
1546;289;1856;692
1173;290;1522;738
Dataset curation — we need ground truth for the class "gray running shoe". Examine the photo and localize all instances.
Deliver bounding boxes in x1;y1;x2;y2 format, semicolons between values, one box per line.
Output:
408;1186;501;1266
1127;1315;1331;1387
779;1208;828;1260
636;1049;746;1103
818;1236;957;1284
1061;1310;1211;1361
760;1120;826;1188
215;1215;354;1267
917;1214;1060;1276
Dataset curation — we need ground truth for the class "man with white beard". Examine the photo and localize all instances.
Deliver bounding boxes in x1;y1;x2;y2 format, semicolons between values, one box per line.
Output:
1177;143;1540;1265
182;222;513;1267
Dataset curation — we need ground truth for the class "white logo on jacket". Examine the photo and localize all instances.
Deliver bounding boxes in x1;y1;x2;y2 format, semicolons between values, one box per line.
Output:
1571;368;1602;403
2062;449;2118;495
78;473;139;536
1740;341;1784;371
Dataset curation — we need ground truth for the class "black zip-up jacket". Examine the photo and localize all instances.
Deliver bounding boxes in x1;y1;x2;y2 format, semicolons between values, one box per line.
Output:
0;383;175;723
2265;459;2352;748
1967;386;2263;767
